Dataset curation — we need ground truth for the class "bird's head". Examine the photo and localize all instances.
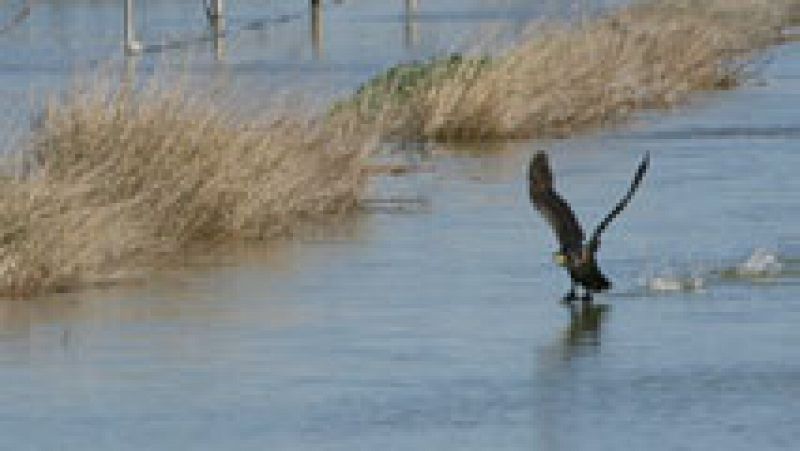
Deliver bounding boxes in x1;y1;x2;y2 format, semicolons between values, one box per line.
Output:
553;252;569;267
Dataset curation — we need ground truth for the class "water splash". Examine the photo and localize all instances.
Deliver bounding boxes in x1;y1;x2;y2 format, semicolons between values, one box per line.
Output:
643;248;791;295
734;248;783;278
645;272;705;293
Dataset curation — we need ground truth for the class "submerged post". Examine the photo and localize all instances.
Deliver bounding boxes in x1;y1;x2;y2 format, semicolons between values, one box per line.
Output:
124;0;142;55
208;0;225;40
311;0;323;58
404;0;419;49
211;0;224;19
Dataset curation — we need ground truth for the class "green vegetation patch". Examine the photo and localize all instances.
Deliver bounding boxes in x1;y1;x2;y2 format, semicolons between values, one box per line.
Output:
333;53;492;119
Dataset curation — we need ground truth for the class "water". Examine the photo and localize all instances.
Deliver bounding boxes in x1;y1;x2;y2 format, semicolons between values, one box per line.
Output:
0;0;624;126
1;1;800;450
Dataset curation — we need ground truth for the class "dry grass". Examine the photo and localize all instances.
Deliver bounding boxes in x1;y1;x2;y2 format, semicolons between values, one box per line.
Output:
0;79;381;297
2;0;799;298
357;0;800;141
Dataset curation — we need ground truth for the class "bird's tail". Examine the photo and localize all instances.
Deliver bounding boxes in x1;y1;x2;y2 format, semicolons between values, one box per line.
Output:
586;265;612;291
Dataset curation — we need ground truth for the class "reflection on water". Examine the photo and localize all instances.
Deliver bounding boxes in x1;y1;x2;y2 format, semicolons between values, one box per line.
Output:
210;14;225;61
0;216;368;334
564;301;609;349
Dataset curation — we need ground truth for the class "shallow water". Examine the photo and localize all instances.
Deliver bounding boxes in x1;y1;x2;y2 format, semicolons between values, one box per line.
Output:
2;1;800;450
0;0;620;122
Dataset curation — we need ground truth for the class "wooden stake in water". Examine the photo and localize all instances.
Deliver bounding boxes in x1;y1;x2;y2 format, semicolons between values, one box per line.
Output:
210;0;224;19
311;0;323;59
405;0;419;49
124;0;142;55
208;0;225;40
212;18;225;61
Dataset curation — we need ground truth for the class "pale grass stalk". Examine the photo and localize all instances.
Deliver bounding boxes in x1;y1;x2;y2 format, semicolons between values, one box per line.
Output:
0;79;381;297
381;0;800;140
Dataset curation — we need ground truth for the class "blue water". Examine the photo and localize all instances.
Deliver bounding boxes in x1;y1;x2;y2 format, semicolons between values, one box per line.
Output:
0;0;623;121
1;1;799;450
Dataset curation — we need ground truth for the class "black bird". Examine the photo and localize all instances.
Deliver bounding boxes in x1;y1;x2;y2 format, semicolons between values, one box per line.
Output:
528;151;650;303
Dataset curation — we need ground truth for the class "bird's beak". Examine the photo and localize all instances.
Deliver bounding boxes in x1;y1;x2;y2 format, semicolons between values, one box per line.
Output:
553;252;568;267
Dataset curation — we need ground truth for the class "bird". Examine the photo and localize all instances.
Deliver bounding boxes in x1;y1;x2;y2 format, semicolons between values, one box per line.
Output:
528;150;650;303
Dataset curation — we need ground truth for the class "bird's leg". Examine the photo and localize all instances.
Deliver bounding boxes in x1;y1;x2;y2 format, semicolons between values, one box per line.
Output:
561;282;578;304
566;299;580;321
581;289;593;305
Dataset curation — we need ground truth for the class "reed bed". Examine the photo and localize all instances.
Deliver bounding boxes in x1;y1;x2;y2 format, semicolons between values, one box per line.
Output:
0;81;381;297
348;0;800;140
2;0;799;297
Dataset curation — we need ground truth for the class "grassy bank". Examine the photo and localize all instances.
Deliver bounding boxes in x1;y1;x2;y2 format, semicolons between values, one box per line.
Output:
342;0;800;140
0;81;381;297
2;0;799;298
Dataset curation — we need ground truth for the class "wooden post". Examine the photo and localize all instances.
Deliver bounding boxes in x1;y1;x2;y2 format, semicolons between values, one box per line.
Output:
212;20;225;60
124;0;142;54
311;0;322;58
404;0;419;49
208;0;225;38
210;0;223;19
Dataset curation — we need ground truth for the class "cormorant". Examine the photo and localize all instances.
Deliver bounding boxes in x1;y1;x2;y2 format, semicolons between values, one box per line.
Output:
528;151;650;303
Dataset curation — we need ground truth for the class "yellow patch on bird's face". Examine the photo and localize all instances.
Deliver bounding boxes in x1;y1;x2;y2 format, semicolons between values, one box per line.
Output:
553;252;568;267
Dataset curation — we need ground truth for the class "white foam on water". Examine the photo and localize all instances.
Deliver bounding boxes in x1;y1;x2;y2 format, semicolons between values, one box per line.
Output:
736;248;783;277
643;271;705;293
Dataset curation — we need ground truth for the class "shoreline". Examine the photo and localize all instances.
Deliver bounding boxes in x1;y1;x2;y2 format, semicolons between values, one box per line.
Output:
2;0;799;298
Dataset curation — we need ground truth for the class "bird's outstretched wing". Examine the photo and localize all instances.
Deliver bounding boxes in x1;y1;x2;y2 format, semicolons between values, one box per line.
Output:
528;151;585;253
587;152;650;253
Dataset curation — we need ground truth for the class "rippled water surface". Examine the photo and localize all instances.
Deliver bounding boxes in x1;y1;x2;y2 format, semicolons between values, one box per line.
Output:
1;1;799;450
